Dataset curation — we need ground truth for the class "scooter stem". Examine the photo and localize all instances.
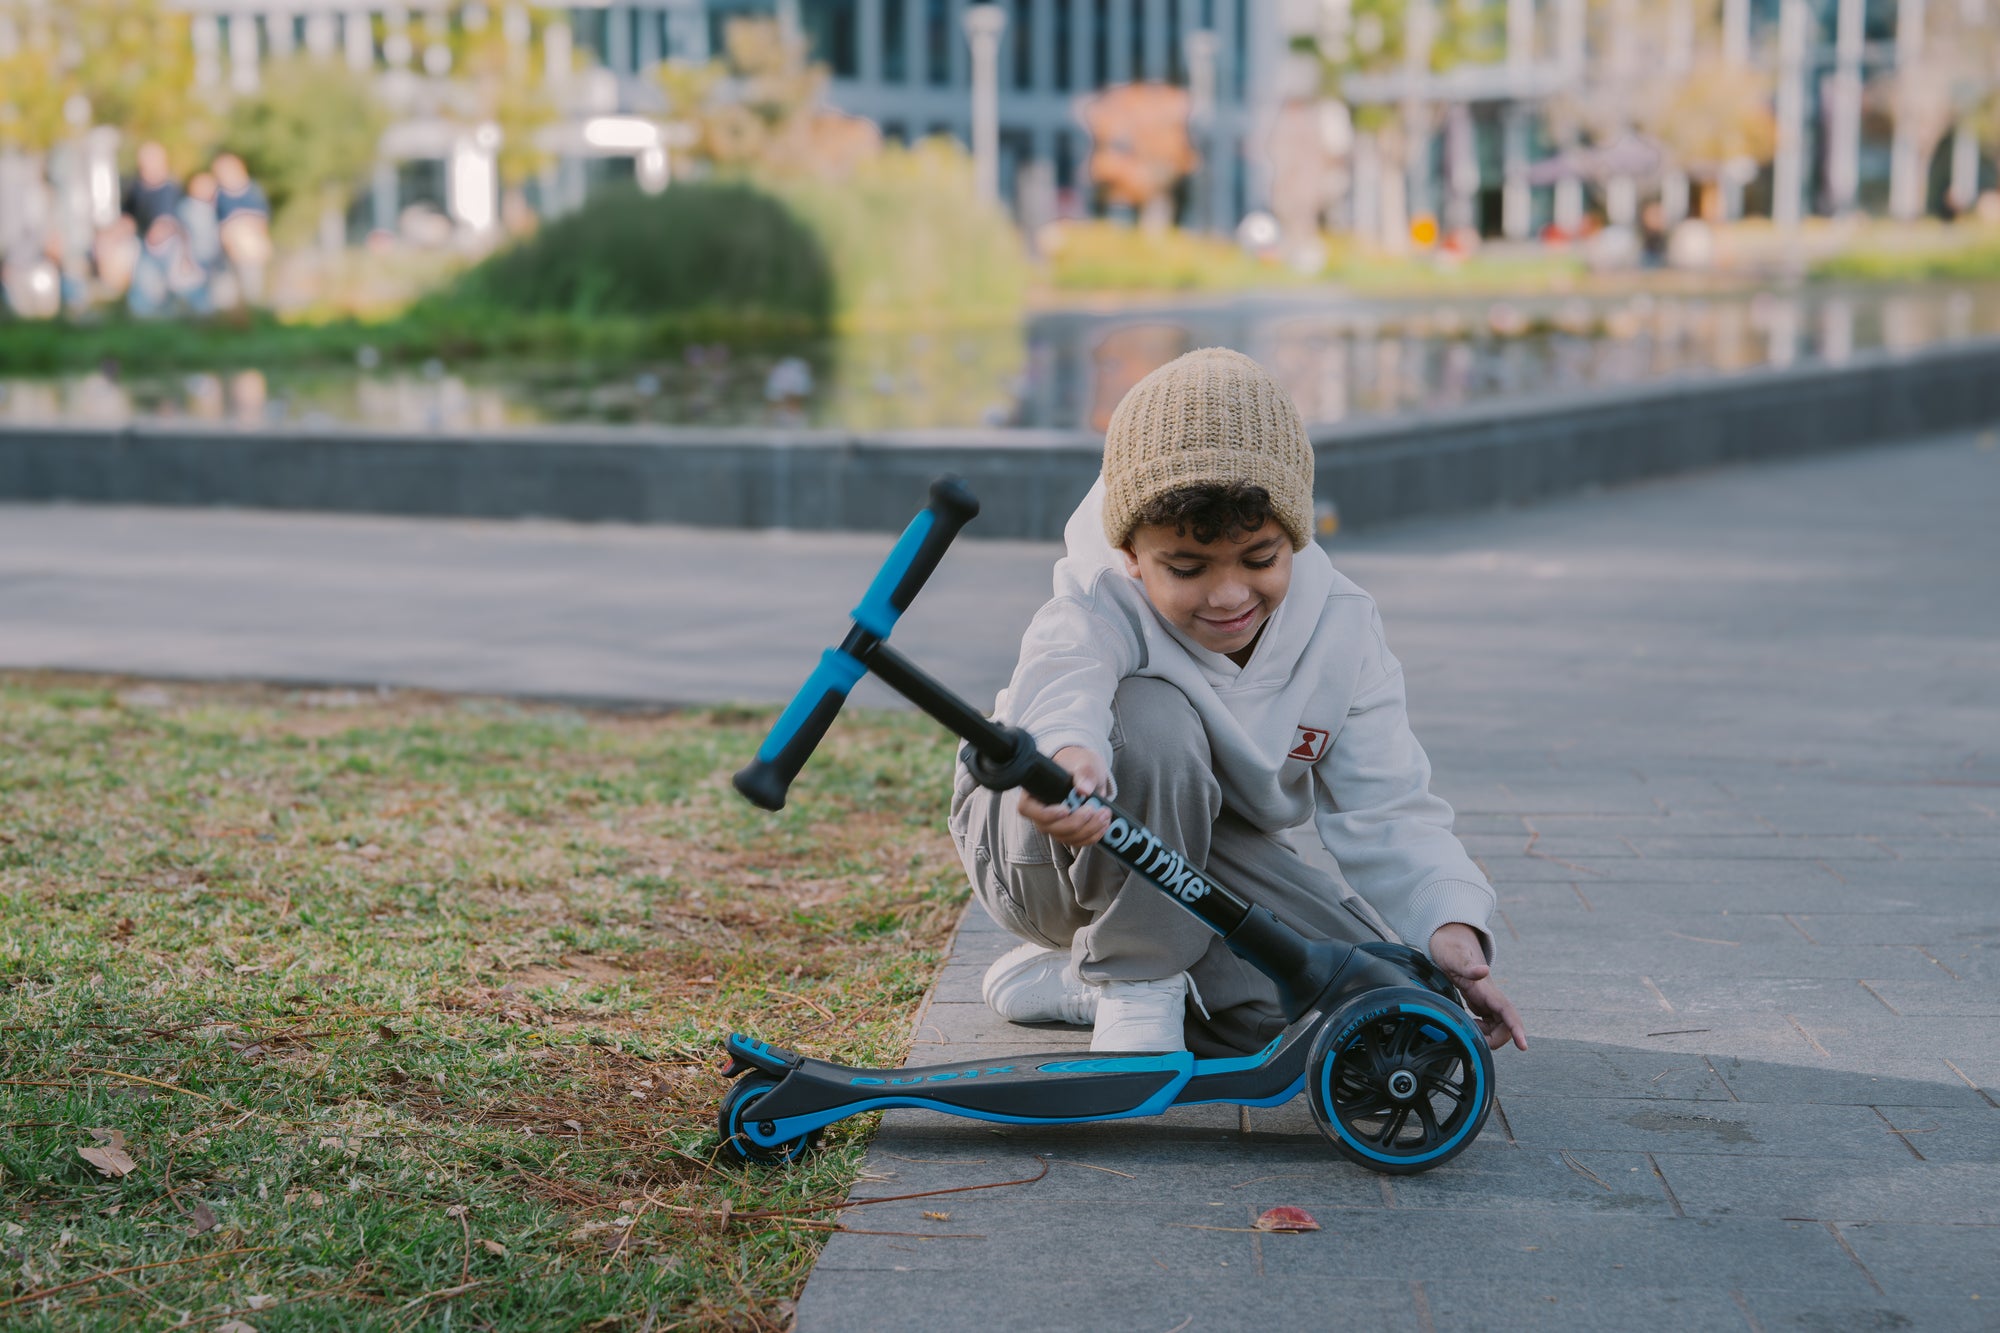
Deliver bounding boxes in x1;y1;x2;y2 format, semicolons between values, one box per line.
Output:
860;641;1349;1019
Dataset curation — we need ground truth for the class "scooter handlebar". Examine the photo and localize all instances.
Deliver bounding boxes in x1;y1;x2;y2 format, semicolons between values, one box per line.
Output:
848;477;980;638
732;477;981;812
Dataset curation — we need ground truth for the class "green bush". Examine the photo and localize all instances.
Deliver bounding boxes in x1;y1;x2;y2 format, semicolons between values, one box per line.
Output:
1813;225;2000;282
433;180;836;329
1047;220;1309;292
432;141;1027;332
774;138;1029;327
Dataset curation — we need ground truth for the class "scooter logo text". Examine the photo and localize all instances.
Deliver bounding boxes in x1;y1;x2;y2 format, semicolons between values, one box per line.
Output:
849;1067;1016;1086
1101;816;1211;904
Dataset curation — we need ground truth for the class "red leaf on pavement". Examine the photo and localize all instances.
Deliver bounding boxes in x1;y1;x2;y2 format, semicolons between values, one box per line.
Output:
1253;1205;1320;1232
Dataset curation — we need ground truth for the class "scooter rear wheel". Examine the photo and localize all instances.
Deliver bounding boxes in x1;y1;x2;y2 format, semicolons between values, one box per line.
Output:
717;1073;820;1165
1306;986;1494;1175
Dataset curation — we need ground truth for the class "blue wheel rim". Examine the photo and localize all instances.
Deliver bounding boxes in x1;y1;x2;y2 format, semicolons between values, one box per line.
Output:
1318;1001;1487;1167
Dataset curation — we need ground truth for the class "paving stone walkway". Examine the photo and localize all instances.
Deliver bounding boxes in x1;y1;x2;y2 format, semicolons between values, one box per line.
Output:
4;433;1997;1330
797;434;2000;1332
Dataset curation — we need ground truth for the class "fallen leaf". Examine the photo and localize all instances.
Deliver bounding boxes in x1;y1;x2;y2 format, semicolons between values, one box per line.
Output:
478;1238;507;1256
563;1119;583;1133
445;1204;468;1219
79;1143;136;1179
921;1211;951;1222
87;1128;127;1150
216;1321;258;1333
1253;1205;1320;1233
187;1201;219;1236
245;1294;276;1309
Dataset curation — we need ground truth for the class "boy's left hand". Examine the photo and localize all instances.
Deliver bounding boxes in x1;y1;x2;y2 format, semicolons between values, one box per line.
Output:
1428;924;1528;1051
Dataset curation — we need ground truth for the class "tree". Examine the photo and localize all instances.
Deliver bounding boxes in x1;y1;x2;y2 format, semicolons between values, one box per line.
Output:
1078;84;1198;230
0;0;213;162
225;57;386;248
1642;56;1775;216
1299;0;1502;248
655;17;880;182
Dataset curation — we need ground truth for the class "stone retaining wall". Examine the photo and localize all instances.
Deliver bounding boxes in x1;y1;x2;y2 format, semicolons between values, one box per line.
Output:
6;337;1998;538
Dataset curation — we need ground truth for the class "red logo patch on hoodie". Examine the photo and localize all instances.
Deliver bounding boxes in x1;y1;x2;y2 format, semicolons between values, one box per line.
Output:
1289;726;1330;763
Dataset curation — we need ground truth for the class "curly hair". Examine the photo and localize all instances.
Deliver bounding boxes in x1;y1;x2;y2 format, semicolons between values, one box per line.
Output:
1128;483;1276;547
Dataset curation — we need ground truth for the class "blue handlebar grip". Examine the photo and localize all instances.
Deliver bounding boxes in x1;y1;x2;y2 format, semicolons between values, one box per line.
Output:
735;477;980;813
850;477;981;638
733;647;868;811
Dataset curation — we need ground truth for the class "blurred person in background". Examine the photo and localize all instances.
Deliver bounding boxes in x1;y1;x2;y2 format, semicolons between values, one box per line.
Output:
179;172;225;297
122;142;183;237
93;215;141;303
213;153;271;307
128;215;190;318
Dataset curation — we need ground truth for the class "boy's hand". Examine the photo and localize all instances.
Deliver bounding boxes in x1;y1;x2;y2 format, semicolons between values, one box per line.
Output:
1428;923;1529;1051
1018;746;1114;849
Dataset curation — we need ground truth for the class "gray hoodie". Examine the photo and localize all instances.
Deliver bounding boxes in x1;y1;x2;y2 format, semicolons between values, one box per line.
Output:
994;479;1495;958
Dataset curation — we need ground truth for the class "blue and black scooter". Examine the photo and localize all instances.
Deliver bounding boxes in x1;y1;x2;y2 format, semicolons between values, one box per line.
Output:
718;478;1495;1175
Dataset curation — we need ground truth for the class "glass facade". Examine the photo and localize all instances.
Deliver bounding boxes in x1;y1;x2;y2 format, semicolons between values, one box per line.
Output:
800;0;859;77
882;0;907;81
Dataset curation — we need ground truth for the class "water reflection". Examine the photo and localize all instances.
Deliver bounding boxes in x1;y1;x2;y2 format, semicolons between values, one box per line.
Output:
4;283;2000;433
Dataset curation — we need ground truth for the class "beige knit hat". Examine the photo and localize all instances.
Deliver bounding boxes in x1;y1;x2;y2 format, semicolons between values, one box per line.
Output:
1100;347;1314;551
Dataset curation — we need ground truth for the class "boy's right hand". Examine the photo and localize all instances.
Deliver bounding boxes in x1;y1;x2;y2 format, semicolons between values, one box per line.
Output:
1018;746;1113;848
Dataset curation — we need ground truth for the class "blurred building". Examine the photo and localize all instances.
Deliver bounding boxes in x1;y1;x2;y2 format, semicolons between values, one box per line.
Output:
154;1;1996;246
163;1;1293;239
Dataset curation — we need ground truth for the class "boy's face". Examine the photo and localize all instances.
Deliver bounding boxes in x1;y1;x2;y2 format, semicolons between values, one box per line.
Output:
1121;521;1293;666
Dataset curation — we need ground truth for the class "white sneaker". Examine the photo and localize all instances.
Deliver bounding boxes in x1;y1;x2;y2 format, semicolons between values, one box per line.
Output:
1089;974;1190;1052
982;943;1097;1026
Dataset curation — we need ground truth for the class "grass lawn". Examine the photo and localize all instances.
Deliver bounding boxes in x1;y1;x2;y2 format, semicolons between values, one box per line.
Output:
0;674;967;1330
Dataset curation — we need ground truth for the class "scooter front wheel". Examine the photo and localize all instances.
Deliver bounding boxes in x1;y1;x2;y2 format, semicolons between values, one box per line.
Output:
717;1073;821;1166
1306;986;1494;1175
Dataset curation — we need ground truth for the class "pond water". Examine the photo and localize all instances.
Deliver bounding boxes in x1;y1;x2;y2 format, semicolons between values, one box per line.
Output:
5;283;1997;435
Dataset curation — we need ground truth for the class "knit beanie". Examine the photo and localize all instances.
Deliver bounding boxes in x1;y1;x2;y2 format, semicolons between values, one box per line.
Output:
1100;347;1314;551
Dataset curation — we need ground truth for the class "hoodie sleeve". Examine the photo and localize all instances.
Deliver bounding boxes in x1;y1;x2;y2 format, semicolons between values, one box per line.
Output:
1311;610;1495;961
1002;590;1141;765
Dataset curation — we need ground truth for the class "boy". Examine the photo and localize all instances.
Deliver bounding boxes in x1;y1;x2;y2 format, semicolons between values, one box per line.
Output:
949;348;1527;1056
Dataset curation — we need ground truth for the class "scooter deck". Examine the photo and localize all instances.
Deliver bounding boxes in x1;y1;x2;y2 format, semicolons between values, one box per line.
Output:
722;1024;1312;1150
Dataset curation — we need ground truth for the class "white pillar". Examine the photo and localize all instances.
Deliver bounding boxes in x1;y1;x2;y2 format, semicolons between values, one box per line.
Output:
1660;0;1693;223
1186;28;1219;231
1828;0;1864;215
1501;0;1533;240
1950;121;1980;213
1503;110;1530;238
228;12;262;95
384;8;412;70
193;13;224;90
1889;0;1927;220
1772;0;1806;231
964;3;1006;205
545;17;573;87
1722;0;1751;219
304;11;337;59
1723;0;1750;64
1554;0;1585;232
345;10;375;73
267;9;294;59
1402;0;1434;225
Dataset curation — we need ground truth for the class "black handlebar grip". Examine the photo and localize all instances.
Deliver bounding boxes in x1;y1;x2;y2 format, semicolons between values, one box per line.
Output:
848;477;981;637
891;476;981;612
733;648;867;811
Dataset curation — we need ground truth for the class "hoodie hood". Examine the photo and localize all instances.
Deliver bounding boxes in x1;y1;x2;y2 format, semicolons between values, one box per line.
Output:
1055;476;1336;686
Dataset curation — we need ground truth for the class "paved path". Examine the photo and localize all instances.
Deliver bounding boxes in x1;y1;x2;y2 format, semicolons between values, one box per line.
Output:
5;435;1998;1329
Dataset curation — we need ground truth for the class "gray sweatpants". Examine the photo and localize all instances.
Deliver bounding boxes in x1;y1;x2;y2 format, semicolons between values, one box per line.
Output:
948;676;1395;1056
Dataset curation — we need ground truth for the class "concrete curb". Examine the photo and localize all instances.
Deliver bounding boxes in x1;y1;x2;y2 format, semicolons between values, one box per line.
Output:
6;336;2000;537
